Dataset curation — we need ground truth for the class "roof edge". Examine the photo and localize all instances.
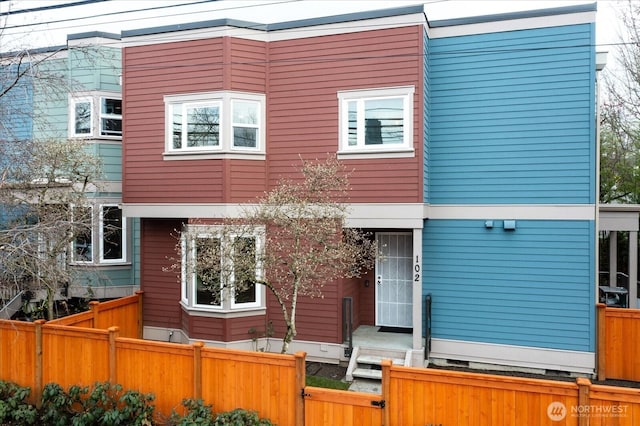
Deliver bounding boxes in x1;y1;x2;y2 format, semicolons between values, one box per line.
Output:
68;31;121;41
428;2;596;28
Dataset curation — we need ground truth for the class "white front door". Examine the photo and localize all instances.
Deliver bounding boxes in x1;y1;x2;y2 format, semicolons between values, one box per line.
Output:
375;232;413;328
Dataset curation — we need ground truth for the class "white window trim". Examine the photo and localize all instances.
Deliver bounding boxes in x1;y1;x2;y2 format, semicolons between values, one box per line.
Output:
337;85;415;158
99;204;127;264
68;91;122;140
164;91;265;159
181;225;265;313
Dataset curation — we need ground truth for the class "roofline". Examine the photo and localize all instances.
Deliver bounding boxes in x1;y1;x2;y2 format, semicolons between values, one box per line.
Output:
68;31;121;41
122;4;426;38
0;44;67;59
121;2;597;39
428;2;596;28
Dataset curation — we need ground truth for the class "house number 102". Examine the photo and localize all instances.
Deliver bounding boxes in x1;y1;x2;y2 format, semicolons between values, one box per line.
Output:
414;255;421;282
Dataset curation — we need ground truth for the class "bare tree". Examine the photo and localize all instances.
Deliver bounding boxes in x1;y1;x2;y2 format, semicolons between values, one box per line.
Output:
0;138;102;320
600;0;640;203
0;36;106;319
172;156;376;353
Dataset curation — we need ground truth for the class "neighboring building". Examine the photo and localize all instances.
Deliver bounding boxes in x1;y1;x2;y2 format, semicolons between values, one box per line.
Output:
0;33;139;300
121;3;600;375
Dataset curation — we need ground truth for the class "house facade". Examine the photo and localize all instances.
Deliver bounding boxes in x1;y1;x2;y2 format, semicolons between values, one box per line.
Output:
122;3;599;374
0;32;138;300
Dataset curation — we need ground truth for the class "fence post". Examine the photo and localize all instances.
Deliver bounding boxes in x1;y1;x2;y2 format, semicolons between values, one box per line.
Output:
135;291;144;339
34;320;45;408
193;342;204;400
381;359;392;426
576;377;591;426
89;301;100;329
108;326;120;384
597;303;606;381
294;351;306;426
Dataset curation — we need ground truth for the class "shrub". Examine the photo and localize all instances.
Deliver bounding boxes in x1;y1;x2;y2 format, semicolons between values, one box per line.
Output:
0;381;37;425
169;398;215;425
214;408;274;426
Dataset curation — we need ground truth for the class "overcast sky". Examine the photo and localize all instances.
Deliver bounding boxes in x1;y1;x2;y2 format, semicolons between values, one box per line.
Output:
0;0;622;54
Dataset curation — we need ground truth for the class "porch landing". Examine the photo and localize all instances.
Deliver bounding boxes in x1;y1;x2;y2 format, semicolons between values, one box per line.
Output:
352;325;413;350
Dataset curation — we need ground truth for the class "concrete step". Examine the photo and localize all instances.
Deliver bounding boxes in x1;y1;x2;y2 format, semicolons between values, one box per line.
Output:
356;354;405;366
352;367;382;380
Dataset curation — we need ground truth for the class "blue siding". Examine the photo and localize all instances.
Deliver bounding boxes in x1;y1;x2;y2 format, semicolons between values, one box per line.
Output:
0;67;33;141
423;29;430;203
428;24;595;204
423;219;595;352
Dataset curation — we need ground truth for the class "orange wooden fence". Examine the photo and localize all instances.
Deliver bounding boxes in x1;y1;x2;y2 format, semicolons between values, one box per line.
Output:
47;291;142;338
598;303;640;382
3;297;640;425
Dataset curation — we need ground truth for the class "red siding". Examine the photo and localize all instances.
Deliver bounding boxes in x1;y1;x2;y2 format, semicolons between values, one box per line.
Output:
123;26;423;205
123;37;268;204
141;218;184;329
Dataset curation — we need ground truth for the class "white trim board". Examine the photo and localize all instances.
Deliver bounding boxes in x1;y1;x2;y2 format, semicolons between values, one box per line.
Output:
426;204;596;221
430;338;595;375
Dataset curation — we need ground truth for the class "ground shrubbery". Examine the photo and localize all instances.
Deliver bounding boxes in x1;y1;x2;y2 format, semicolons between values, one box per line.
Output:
0;380;274;425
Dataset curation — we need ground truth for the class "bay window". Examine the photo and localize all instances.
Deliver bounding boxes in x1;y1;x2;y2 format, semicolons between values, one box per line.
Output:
69;93;122;139
164;91;264;158
182;225;264;312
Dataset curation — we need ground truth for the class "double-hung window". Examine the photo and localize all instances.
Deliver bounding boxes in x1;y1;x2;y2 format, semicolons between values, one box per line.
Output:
182;225;263;312
69;93;122;139
337;86;414;157
100;97;122;137
71;204;126;264
164;91;264;158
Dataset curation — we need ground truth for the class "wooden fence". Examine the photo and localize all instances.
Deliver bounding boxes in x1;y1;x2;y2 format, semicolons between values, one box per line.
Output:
47;291;142;338
2;296;640;425
598;303;640;382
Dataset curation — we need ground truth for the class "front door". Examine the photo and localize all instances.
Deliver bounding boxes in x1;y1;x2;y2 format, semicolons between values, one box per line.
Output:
375;232;413;328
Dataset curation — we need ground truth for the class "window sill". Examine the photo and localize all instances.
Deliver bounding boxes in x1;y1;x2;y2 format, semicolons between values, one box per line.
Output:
180;302;266;318
163;151;265;161
70;262;132;268
337;147;415;159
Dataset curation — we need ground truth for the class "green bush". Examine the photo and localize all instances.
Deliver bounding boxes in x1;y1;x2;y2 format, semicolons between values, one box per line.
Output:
0;381;37;425
169;398;215;425
214;408;274;426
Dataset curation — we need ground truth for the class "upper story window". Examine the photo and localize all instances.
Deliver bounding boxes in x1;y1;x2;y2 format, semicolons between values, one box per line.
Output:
69;93;122;140
181;225;264;313
337;86;414;158
164;91;265;159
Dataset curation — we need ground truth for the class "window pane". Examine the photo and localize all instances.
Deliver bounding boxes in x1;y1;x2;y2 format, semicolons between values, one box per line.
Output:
195;237;222;306
102;206;123;260
73;207;92;262
233;127;257;148
102;98;122;115
101;98;122;136
187;105;219;147
347;101;357;146
172;108;182;149
364;98;403;145
75;102;91;134
234;237;256;304
233;101;257;125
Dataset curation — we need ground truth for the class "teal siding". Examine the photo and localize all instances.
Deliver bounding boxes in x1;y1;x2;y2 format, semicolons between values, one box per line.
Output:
32;57;68;139
428;24;595;204
69;47;121;91
423;219;595;352
92;143;122;181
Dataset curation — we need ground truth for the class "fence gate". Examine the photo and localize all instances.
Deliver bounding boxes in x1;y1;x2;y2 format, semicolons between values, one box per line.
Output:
303;386;383;426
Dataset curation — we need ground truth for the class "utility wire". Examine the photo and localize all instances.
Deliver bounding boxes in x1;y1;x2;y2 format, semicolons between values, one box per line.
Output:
0;0;107;17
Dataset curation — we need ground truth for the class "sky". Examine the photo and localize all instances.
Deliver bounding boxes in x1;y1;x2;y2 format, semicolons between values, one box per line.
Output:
0;0;623;59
